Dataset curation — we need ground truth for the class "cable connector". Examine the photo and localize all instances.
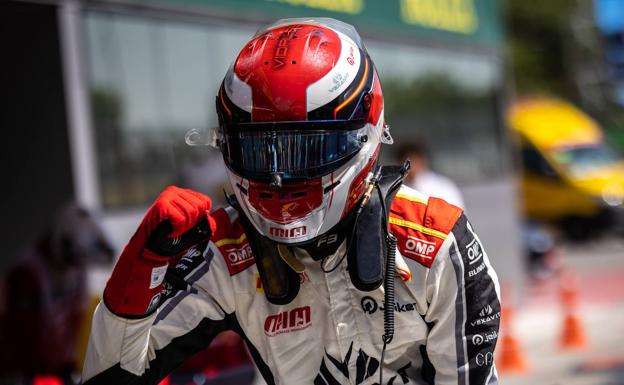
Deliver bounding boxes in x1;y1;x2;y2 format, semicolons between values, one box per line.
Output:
357;167;383;213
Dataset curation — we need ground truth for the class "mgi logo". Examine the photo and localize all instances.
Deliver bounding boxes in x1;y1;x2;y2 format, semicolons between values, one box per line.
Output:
403;236;436;259
225;243;254;266
264;306;311;336
269;226;307;239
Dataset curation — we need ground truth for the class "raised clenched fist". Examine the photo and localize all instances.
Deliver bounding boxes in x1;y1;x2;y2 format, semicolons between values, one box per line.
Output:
104;186;216;317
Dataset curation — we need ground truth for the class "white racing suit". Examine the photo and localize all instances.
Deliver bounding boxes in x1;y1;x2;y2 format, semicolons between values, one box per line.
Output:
82;185;501;385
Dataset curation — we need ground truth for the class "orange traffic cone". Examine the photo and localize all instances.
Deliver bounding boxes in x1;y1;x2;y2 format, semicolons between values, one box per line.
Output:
559;271;588;350
496;284;529;374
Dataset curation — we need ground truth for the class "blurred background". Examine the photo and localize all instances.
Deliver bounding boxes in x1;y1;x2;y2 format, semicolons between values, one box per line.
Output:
1;0;623;384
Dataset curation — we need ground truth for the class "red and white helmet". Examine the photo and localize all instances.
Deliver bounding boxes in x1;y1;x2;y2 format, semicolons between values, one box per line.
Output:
215;18;392;244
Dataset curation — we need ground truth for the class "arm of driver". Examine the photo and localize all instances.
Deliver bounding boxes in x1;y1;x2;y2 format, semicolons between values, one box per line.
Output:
82;244;236;384
424;214;501;385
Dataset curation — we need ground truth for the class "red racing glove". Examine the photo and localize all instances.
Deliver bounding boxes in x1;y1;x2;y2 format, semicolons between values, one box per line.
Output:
103;186;216;317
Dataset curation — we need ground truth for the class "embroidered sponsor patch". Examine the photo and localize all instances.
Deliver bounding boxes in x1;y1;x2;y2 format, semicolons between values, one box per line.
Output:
403;235;436;259
264;306;311;336
392;227;444;268
221;241;255;275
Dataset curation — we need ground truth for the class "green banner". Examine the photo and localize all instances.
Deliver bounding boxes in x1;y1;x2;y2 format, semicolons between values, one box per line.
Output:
141;0;502;47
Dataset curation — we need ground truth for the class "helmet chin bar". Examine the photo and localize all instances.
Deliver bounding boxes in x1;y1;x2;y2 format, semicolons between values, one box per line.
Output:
225;163;409;305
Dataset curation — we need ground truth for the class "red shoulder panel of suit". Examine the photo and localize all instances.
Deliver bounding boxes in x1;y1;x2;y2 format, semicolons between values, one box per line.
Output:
211;208;256;276
389;195;463;268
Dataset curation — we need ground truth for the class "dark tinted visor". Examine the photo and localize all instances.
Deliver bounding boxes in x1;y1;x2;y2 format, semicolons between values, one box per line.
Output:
221;120;368;181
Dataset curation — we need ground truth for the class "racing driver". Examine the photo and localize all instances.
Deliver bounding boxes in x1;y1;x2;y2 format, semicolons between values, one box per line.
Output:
82;18;501;385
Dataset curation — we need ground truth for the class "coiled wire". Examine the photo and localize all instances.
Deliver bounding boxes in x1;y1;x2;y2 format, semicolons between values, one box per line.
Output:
318;173;399;384
378;183;397;385
382;233;397;345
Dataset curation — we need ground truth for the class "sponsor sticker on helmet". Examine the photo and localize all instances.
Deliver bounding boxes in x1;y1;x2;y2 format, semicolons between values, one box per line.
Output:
269;226;307;239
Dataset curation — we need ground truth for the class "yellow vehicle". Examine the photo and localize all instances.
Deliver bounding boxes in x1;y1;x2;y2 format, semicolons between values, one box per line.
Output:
508;98;624;237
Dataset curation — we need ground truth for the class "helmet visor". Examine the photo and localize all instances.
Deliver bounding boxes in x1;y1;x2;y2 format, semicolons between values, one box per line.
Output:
221;120;368;181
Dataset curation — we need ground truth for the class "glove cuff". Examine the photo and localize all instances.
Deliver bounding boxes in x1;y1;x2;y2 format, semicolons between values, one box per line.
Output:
104;245;169;317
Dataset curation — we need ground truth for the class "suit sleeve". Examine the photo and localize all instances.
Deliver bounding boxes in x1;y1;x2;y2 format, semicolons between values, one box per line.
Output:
81;242;237;384
424;214;501;385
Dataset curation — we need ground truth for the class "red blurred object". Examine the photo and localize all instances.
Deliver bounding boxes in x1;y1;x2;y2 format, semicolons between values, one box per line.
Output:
496;283;529;375
178;331;252;373
32;375;63;385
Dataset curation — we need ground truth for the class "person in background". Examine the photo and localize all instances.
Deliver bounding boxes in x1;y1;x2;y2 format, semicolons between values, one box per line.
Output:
398;141;465;208
0;204;114;385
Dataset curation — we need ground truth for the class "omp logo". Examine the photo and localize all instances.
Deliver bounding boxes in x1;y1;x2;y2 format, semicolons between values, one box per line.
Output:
181;248;202;259
466;238;483;265
479;305;493;318
264;306;311;336
225;243;253;266
273;25;302;69
403;236;436;259
269;226;307;239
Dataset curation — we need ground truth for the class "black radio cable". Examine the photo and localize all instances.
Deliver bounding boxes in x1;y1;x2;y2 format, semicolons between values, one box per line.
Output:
377;181;397;385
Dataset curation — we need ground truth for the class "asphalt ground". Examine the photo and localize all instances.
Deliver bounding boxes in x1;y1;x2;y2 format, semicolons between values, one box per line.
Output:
500;237;624;385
